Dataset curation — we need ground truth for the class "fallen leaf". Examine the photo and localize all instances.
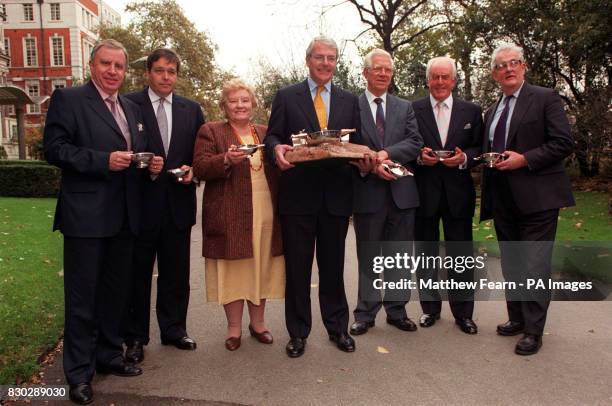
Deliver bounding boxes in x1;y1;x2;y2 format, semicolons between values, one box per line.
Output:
485;234;495;240
316;379;323;384
377;346;389;354
588;329;595;333
574;222;582;229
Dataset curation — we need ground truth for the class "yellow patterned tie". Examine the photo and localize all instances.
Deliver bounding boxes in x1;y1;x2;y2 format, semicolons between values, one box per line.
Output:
314;86;327;129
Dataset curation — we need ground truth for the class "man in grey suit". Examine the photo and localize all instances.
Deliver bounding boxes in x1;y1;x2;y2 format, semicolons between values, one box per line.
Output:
350;49;423;336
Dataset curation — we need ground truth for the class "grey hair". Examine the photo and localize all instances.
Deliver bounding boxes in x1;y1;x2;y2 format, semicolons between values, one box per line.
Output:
426;56;457;80
90;39;129;65
363;48;394;69
306;36;338;57
490;43;524;69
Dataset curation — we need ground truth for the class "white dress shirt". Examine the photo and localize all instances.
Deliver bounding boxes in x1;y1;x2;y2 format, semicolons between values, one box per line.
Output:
148;87;173;144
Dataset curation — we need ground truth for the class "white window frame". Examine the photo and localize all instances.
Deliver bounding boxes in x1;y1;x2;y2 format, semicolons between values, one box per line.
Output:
50;3;61;21
50;35;64;66
26;81;41;114
23;4;34;22
23;36;38;67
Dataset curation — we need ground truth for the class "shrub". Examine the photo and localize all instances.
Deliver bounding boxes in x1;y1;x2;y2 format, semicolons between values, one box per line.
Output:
0;163;60;197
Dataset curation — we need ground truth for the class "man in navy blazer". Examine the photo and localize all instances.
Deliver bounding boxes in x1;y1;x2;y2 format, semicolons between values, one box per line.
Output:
349;49;423;336
481;44;574;355
265;36;370;358
123;48;205;362
44;39;163;405
413;56;483;335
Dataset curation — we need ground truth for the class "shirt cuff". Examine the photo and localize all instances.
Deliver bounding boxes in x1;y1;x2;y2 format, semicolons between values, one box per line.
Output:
458;153;468;170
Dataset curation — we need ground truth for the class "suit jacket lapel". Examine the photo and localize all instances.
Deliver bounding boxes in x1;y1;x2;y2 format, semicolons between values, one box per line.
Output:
445;99;465;147
506;82;533;148
295;80;319;131
418;100;444;149
169;95;185;157
136;88;165;157
328;84;345;130
483;97;502;152
118;94;140;151
85;82;125;143
359;93;382;149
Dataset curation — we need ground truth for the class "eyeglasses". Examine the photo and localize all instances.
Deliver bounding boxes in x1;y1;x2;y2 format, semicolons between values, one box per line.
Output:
370;66;394;74
310;54;337;63
429;74;453;82
493;59;523;71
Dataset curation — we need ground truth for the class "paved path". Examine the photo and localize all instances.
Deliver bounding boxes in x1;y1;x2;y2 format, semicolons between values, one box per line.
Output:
38;188;612;406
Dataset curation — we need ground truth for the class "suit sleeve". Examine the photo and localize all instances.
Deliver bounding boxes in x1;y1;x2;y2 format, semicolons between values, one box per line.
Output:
464;104;484;169
522;90;574;171
264;90;288;166
43;89;110;177
384;100;423;163
192;124;227;181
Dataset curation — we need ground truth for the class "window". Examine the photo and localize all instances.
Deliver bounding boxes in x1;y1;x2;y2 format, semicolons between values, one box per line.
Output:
50;36;64;66
4;38;9;57
24;37;37;67
23;4;34;21
1;4;7;22
27;82;41;114
52;80;66;91
50;3;61;21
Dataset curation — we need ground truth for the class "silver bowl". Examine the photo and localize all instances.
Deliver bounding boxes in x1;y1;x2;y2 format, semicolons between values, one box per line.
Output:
381;161;413;178
231;144;265;156
131;152;154;168
167;168;188;182
431;150;455;161
474;152;505;168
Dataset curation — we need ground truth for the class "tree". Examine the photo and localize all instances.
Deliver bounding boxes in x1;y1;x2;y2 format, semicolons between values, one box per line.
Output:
99;0;230;118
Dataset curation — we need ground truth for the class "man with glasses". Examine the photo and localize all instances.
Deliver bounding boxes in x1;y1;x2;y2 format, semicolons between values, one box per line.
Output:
265;36;368;357
412;56;483;335
123;48;205;363
480;44;574;355
349;49;423;336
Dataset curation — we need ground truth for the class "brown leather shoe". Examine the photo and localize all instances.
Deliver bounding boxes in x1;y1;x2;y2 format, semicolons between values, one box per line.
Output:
249;325;273;344
225;336;241;351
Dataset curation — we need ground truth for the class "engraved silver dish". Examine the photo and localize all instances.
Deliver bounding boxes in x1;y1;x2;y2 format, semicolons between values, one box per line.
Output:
131;152;154;168
430;150;455;161
474;152;505;168
230;144;265;156
381;161;414;178
167;168;188;182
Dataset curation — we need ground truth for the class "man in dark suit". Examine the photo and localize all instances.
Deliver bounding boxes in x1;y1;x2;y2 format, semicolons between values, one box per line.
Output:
349;49;423;336
265;36;370;358
413;56;483;334
123;48;205;363
43;39;163;405
481;44;574;355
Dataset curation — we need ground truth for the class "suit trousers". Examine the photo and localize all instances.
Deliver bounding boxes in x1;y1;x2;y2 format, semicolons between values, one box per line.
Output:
491;171;558;336
124;211;192;344
353;187;416;322
415;187;475;319
281;208;350;339
63;227;134;384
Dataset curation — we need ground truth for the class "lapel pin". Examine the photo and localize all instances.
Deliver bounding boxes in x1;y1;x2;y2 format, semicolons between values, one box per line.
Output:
464;123;472;129
138;123;144;132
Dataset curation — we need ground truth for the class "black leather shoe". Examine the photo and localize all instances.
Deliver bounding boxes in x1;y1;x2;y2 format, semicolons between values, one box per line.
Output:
350;320;374;335
387;317;417;332
515;334;542;355
96;359;142;377
328;333;356;352
286;338;306;358
419;313;440;328
496;320;525;336
69;383;93;405
125;340;144;363
455;318;478;334
161;336;197;350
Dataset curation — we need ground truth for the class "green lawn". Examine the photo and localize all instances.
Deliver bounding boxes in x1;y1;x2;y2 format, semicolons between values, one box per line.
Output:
0;198;64;384
472;191;611;241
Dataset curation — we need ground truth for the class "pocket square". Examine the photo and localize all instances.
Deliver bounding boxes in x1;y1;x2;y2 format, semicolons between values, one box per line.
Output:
137;123;144;132
463;123;472;129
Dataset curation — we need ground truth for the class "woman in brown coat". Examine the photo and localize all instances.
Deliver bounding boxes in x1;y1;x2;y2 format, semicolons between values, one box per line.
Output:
192;79;284;351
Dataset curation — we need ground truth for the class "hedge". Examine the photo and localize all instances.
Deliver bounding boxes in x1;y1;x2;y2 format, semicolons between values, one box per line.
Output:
0;163;60;197
0;160;49;166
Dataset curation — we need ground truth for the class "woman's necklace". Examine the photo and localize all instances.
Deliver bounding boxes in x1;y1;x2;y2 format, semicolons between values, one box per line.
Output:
232;123;263;172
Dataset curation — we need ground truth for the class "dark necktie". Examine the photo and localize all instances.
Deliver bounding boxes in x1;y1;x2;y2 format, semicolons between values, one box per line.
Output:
492;95;513;153
374;97;385;139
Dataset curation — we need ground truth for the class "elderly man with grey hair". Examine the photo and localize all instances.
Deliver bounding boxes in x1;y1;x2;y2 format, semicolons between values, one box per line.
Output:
265;35;370;358
349;48;423;336
480;44;574;355
412;56;483;335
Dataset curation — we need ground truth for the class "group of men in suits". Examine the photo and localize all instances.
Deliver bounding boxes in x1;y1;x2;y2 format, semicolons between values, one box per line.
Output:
266;38;573;360
44;41;203;405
